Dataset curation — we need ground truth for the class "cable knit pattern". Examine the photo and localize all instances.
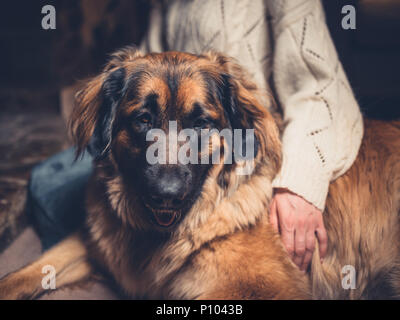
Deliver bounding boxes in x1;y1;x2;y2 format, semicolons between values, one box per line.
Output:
140;0;363;210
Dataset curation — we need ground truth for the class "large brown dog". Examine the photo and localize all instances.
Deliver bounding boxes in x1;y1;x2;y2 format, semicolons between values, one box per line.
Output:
0;48;399;299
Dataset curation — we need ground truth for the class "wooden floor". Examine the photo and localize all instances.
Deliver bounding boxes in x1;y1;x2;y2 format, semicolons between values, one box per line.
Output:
0;110;68;252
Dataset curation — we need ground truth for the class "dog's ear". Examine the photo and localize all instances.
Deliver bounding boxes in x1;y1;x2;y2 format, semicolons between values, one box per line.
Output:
203;52;281;172
70;46;143;159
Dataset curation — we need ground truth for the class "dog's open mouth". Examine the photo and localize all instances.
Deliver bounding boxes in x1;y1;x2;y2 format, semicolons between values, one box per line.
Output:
151;209;180;227
142;200;183;228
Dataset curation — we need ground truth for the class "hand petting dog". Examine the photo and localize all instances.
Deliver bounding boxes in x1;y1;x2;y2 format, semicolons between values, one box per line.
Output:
269;188;328;272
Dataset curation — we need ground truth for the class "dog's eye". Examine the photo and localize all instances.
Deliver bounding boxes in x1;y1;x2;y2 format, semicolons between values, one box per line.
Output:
131;112;153;132
193;118;211;129
136;113;152;125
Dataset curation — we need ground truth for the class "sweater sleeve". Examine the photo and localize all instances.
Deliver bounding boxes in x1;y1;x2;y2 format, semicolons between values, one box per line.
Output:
267;0;363;210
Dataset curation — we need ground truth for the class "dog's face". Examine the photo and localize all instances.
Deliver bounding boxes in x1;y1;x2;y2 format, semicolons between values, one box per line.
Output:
109;52;232;228
71;47;280;231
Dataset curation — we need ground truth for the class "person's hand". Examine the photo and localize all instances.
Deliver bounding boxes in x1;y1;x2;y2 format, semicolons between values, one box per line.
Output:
269;188;328;271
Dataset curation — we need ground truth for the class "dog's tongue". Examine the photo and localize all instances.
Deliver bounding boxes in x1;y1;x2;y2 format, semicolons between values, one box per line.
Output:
153;211;177;227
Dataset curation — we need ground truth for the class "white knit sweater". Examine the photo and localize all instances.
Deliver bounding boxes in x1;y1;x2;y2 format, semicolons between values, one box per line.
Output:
140;0;364;210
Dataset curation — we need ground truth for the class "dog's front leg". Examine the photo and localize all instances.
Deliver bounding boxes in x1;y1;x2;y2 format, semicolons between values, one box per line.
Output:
0;232;92;300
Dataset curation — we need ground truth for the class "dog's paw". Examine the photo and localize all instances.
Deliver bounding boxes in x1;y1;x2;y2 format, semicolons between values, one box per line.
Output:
0;273;34;300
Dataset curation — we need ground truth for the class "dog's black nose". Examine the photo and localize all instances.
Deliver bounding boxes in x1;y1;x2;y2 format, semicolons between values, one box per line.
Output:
145;165;192;208
151;177;185;207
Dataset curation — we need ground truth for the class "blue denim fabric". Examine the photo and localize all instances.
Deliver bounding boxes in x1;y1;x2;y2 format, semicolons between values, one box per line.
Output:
28;147;93;249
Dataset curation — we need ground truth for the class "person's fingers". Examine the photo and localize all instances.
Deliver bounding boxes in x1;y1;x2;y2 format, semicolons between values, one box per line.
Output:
316;216;328;260
280;221;295;259
273;192;326;270
300;250;313;272
300;231;316;271
293;224;306;268
269;199;279;233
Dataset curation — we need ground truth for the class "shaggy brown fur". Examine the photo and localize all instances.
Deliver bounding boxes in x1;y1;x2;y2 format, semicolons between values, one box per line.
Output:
0;48;399;300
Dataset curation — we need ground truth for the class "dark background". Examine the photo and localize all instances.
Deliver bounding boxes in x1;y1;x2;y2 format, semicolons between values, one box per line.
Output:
1;0;399;117
0;0;399;249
